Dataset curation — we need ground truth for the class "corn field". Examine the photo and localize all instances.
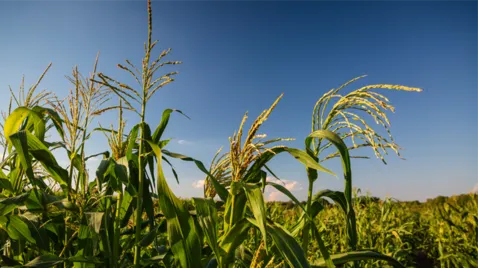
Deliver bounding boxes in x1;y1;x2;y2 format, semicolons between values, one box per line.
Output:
0;1;476;267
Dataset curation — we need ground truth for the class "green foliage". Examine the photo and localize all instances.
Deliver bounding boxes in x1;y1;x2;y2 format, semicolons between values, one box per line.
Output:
2;0;473;268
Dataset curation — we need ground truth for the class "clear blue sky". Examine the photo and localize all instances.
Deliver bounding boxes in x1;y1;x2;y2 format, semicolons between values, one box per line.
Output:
0;1;476;201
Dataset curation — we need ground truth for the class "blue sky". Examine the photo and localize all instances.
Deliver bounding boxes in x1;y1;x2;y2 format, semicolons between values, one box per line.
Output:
0;1;476;201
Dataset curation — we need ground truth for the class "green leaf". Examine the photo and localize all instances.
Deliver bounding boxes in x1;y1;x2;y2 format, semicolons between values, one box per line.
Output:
152;109;189;144
146;140;202;268
284;148;336;176
95;159;112;186
24;254;64;267
161;150;229;201
0;192;30;205
119;190;133;227
243;184;268;249
51;199;78;212
248;218;309;268
312;251;406;268
4;107;46;152
291;201;324;237
223;184;246;232
193;198;220;259
68;256;103;264
126;124;140;163
289;202;333;268
0;178;13;192
0;255;21;266
219;218;252;265
142;122;156;187
310;223;335;268
313;190;347;212
244;147;335;183
306;130;350;185
0;215;36;243
307;130;357;251
26;190;44;211
266;181;306;212
139;224;160;247
10;131;68;187
140;254;168;266
32;106;65;142
162;156;179;184
114;161;129;185
0;204;16;216
9;131;36;185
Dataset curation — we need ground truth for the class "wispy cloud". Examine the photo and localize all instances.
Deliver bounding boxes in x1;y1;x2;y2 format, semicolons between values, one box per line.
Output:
177;139;193;145
265;176;302;201
268;191;283;202
192;179;205;189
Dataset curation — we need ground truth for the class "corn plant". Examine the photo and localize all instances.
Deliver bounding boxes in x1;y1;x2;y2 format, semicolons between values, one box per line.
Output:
296;77;422;265
2;0;475;267
0;61;109;267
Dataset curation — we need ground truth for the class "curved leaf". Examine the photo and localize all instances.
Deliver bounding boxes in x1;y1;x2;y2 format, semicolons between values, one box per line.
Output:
146;140;202;268
219;218;252;265
152;109;189;144
312;250;406;268
32;106;65;142
244;147;335;183
4;107;46;152
248;218;309;268
0;215;36;243
266;181;306;212
161;150;229;201
10;131;68;187
193;198;220;260
313;190;347;212
306;130;350;186
24;254;64;268
307;130;357;250
243;183;268;249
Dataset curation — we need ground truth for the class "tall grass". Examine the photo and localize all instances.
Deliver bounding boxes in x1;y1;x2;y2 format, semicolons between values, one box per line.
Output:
1;0;473;268
93;0;180;264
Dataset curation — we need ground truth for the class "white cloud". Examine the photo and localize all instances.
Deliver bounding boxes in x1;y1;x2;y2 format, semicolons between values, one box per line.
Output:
192;179;205;189
267;191;283;201
472;183;478;193
265;176;302;201
266;176;301;191
177;139;193;145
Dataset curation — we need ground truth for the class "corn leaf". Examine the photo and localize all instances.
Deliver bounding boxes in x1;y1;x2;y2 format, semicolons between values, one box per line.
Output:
152;109;189;144
24;254;64;267
248;218;309;268
4;107;46;152
243;183;268;249
161;150;229;201
0;215;36;243
312;251;406;268
307;130;357;250
0;178;13;192
10;131;68;187
313;190;347;212
219;218;252;265
244;147;335;183
32;106;65;142
146;140;202;268
193;198;221;260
